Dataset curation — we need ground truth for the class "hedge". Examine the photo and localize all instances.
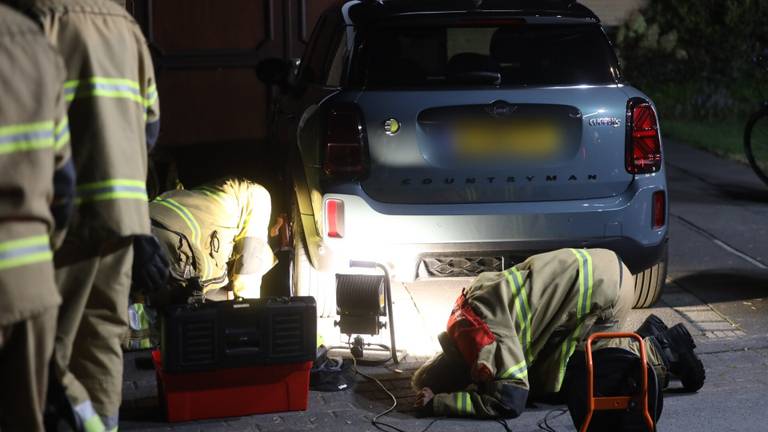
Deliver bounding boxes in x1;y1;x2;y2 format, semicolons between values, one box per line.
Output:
615;0;768;120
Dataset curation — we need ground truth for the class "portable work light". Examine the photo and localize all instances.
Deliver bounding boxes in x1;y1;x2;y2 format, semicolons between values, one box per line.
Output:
332;261;399;363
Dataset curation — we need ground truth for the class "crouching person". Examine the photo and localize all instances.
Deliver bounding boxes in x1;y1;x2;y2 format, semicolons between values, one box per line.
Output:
412;248;704;421
133;177;277;304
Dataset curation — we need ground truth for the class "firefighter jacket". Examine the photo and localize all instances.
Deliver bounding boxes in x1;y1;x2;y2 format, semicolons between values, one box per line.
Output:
0;4;73;325
16;0;160;239
149;178;276;298
432;248;627;418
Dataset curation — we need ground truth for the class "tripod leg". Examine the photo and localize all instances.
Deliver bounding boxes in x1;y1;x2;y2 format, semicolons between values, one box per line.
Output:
382;268;398;364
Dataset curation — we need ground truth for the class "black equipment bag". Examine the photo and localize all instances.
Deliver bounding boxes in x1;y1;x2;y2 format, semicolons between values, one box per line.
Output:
160;296;316;373
563;347;663;432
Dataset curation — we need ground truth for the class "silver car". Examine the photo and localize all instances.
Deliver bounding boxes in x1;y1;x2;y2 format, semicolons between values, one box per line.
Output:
259;0;668;315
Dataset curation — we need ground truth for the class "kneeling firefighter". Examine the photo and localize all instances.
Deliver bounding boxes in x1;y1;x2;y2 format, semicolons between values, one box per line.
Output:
134;177;277;302
412;248;705;428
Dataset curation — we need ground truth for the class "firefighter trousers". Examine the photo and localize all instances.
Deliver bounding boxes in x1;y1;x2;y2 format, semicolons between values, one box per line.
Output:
596;267;668;386
0;307;57;432
578;266;669;388
54;233;133;431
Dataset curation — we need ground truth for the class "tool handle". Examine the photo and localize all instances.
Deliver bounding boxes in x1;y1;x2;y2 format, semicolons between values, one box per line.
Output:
580;332;654;432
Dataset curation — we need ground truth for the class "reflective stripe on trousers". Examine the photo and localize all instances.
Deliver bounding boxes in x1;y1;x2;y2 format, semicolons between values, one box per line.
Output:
103;414;119;432
74;400;105;432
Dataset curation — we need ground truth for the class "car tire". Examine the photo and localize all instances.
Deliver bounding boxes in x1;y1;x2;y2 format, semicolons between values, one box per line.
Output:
292;220;336;318
632;244;668;308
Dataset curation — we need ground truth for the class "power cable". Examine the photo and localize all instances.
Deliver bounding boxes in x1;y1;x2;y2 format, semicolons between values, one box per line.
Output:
536;408;569;432
350;356;513;432
351;356;431;432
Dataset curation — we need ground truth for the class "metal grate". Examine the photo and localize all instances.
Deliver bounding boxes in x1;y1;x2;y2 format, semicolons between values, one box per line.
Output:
270;313;304;357
181;321;216;365
422;256;504;277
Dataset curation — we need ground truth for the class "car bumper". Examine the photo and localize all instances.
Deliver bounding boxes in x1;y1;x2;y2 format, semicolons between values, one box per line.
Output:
311;178;667;278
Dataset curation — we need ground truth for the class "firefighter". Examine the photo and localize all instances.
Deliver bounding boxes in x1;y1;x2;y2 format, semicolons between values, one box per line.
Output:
0;4;74;430
146;177;276;301
1;0;161;429
412;248;705;419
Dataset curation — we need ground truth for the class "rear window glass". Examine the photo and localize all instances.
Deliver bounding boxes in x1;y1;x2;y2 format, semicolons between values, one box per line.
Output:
352;23;621;88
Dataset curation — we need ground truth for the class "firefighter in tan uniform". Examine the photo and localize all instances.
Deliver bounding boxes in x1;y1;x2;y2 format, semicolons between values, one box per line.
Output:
0;5;74;430
148;178;276;301
3;0;160;430
413;248;704;419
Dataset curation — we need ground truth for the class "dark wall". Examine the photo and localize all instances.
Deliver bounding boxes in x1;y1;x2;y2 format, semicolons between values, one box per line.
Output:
126;0;337;198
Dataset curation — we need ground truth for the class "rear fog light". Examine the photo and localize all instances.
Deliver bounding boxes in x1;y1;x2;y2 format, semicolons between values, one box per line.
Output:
326;199;344;238
652;191;666;229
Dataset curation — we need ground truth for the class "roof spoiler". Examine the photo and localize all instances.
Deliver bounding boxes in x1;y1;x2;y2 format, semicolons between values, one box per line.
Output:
350;0;598;24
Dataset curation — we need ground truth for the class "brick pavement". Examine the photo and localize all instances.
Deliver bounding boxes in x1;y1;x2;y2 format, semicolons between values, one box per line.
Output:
119;331;761;432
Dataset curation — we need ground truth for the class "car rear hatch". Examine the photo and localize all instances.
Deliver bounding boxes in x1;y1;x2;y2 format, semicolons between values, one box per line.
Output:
348;17;634;204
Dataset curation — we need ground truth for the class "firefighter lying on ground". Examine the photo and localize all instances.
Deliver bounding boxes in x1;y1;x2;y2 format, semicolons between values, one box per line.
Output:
133;177;278;303
412;248;705;420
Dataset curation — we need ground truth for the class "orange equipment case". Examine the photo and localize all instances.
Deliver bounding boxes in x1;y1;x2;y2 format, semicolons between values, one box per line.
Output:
580;332;655;432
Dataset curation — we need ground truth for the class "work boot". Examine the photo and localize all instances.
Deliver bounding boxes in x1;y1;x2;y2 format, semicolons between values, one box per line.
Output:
654;323;706;392
636;313;668;339
646;335;671;388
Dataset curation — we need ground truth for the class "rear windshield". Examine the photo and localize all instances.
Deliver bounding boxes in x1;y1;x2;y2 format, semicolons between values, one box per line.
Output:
351;23;621;89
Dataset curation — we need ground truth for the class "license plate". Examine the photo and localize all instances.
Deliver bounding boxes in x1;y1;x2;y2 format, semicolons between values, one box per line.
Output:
454;120;561;159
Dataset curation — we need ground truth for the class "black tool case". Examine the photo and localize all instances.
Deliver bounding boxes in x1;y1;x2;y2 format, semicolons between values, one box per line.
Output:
160;296;316;373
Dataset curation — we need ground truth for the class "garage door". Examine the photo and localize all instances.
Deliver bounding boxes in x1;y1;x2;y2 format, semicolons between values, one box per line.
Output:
126;0;337;150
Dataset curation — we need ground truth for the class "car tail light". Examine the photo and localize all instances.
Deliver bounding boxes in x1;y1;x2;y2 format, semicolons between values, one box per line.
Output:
652;190;666;229
626;99;662;174
323;104;367;179
326;199;344;238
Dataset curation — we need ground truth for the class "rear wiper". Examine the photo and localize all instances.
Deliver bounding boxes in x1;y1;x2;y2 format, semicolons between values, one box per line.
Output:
448;70;502;86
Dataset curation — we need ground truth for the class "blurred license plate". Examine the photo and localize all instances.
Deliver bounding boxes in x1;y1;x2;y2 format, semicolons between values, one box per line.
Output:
454;120;561;159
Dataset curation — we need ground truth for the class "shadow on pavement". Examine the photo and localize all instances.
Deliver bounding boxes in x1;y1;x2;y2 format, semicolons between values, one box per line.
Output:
713;184;768;204
120;401;164;426
670;269;768;305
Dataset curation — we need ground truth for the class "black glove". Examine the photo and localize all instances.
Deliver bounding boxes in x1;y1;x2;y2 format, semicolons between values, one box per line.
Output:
51;159;76;229
132;235;170;295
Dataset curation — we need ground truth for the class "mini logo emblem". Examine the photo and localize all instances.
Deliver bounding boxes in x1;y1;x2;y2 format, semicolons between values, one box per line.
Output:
486;100;517;118
384;118;401;136
588;117;621;128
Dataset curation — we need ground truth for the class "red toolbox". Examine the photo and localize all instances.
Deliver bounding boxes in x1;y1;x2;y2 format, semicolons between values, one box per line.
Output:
152;350;312;422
